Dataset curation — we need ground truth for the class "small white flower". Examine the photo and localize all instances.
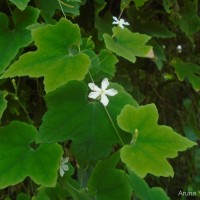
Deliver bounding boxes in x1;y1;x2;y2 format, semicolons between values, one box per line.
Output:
88;78;118;107
176;45;182;53
112;16;130;29
59;157;69;177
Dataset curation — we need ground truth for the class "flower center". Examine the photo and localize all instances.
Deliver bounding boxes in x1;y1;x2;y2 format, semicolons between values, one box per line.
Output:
100;89;105;95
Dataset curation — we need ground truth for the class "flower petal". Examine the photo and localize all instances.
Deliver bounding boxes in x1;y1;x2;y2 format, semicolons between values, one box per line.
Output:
100;94;109;106
112;21;119;25
119;24;124;29
123;21;130;26
105;88;118;96
101;78;109;90
88;83;100;92
88;91;100;99
60;167;65;177
112;16;118;21
62;165;69;171
61;157;69;164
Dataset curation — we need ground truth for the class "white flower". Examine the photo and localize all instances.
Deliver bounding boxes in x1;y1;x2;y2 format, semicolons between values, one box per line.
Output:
88;78;118;107
59;157;69;177
112;16;130;29
176;45;182;53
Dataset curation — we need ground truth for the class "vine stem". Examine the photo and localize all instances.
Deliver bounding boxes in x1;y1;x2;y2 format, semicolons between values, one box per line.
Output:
104;106;124;146
118;2;130;19
88;71;95;83
58;0;74;8
57;0;67;19
17;99;33;124
66;182;91;200
29;178;35;196
6;0;13;16
118;7;125;19
88;71;125;146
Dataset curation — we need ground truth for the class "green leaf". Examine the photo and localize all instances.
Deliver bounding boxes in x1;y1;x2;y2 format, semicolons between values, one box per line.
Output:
150;40;166;70
38;164;91;200
95;11;112;41
32;188;50;200
0;121;63;189
135;21;176;38
0;7;40;74
162;0;173;13
103;27;153;63
117;104;196;177
16;193;30;200
121;0;132;10
2;18;90;93
133;0;149;8
85;49;118;81
88;153;132;200
98;49;118;78
63;164;92;200
80;37;95;50
174;1;200;40
92;49;118;81
171;58;200;91
129;171;170;200
34;0;81;23
9;0;30;10
0;91;7;119
83;49;99;78
39;81;138;163
61;0;81;16
34;0;58;23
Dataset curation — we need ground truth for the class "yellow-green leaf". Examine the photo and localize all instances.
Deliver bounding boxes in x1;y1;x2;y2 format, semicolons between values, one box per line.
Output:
117;104;196;177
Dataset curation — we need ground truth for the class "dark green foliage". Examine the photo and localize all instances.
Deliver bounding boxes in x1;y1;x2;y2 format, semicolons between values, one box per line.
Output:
0;0;199;199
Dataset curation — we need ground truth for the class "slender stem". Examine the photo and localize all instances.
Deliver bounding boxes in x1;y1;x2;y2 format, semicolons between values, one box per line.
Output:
88;71;95;83
98;54;110;65
21;182;30;194
17;99;33;124
66;182;91;200
6;0;13;16
88;72;124;146
8;91;33;124
118;1;130;20
118;7;125;19
57;0;67;19
58;0;74;8
104;106;124;146
29;178;35;196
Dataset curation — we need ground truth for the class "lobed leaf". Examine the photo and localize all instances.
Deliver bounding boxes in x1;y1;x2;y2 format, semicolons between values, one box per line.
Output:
39;81;138;163
117;104;196;177
90;49;118;81
174;1;200;40
0;7;39;74
98;49;118;78
2;18;90;93
103;27;153;63
135;21;176;38
129;171;170;200
88;153;132;200
171;58;200;91
0;121;63;189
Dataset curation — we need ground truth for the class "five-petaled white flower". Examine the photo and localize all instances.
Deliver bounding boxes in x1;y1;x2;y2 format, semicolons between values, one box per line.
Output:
112;16;130;29
88;78;118;107
59;157;69;177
